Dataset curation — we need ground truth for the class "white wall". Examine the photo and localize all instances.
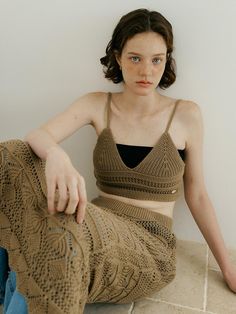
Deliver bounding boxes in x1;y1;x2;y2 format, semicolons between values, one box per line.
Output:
1;0;236;247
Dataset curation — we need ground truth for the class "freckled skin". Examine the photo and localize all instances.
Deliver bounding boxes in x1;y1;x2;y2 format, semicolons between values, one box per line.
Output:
100;31;176;218
115;32;167;96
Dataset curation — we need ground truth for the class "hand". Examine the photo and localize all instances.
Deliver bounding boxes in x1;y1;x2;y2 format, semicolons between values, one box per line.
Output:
222;264;236;293
45;146;87;224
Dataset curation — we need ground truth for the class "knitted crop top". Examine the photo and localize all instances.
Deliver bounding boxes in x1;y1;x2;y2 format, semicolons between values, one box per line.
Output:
93;92;186;202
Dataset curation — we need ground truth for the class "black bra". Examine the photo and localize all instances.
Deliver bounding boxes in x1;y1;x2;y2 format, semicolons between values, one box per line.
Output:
116;143;185;169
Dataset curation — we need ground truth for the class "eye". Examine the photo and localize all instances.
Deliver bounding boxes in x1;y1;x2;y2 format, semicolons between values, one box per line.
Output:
130;56;140;63
153;58;162;64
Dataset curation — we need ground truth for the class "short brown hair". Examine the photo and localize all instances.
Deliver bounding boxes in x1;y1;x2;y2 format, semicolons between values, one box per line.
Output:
100;8;176;90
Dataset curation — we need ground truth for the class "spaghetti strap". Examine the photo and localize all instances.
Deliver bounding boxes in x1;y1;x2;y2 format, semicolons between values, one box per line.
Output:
105;92;112;128
165;99;181;133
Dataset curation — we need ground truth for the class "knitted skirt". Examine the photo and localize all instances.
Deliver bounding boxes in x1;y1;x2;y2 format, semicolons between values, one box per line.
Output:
0;139;177;314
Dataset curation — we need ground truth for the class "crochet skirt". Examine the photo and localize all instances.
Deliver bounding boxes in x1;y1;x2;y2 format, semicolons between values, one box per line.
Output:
0;139;177;314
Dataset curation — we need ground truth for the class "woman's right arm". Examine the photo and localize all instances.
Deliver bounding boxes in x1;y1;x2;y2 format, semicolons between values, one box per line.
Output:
24;92;100;160
24;91;103;223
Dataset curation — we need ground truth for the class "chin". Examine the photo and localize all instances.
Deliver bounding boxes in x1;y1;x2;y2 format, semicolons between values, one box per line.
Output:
133;87;155;96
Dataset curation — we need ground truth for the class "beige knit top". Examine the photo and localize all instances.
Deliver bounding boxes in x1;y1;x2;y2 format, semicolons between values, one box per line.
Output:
93;92;185;201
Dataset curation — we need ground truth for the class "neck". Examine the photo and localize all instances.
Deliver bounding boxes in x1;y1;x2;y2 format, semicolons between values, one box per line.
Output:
117;89;163;116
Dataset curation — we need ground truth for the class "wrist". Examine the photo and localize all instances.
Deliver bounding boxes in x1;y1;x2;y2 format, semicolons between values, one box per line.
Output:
221;261;233;278
46;145;59;156
46;145;69;160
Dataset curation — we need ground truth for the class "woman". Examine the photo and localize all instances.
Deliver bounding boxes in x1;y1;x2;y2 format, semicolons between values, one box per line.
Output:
0;8;235;314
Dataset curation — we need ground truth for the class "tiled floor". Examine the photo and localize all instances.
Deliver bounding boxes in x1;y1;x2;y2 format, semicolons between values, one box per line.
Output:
0;239;235;314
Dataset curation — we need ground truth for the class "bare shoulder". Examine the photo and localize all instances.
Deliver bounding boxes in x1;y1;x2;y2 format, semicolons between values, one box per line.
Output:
35;91;109;144
176;99;204;150
162;96;201;119
72;91;107;111
176;98;201;116
175;99;203;127
84;91;108;113
80;91;109;131
70;91;108;123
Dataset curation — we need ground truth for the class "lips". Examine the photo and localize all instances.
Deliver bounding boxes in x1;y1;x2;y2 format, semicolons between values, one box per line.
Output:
136;81;152;84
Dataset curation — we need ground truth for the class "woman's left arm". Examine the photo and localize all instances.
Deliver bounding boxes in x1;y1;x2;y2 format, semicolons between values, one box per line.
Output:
182;101;236;293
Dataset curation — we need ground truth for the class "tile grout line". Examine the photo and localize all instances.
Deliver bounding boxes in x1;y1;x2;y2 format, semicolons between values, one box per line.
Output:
208;266;220;272
203;244;209;311
144;297;218;314
128;302;134;314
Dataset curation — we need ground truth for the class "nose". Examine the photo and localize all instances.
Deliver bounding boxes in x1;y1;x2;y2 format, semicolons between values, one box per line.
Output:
138;60;152;77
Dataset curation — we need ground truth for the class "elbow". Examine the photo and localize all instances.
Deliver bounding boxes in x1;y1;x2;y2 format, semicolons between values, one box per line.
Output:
24;128;44;144
26;127;57;143
23;136;31;145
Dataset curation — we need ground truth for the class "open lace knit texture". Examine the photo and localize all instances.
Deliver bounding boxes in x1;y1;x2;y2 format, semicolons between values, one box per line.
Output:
93;92;185;202
0;140;176;314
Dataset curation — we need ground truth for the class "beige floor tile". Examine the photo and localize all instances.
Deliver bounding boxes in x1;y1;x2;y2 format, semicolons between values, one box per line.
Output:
207;269;236;313
133;299;215;314
84;302;132;314
208;245;236;271
148;239;207;310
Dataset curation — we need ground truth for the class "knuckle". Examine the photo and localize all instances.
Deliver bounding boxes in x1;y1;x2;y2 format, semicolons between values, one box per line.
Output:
65;176;72;183
65;173;76;181
65;207;75;214
60;196;68;203
57;203;66;210
57;208;65;212
71;197;79;204
59;192;68;201
78;174;85;182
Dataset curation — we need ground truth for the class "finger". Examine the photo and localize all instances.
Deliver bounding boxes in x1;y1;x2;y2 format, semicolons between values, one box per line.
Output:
47;178;56;213
56;180;68;212
76;176;87;224
65;179;79;215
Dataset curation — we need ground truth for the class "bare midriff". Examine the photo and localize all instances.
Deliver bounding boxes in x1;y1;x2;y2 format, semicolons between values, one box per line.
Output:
98;189;175;219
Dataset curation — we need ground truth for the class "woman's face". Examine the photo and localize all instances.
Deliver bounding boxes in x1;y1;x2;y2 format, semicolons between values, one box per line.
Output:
116;31;167;95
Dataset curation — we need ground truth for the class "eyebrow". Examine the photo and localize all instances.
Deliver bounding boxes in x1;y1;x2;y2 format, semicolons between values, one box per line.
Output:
127;52;166;56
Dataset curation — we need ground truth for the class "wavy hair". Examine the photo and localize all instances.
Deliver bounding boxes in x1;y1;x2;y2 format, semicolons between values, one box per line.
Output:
100;8;176;89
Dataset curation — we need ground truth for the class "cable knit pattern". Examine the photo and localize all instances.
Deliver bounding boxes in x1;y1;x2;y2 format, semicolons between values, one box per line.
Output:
0;139;177;314
93;92;185;201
